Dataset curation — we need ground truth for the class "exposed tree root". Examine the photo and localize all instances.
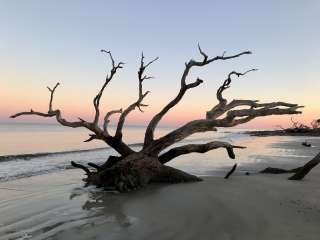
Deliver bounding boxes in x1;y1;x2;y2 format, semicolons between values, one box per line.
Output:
151;165;202;183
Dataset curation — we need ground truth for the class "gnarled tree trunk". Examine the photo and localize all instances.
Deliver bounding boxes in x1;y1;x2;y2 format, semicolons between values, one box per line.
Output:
80;153;201;192
11;46;303;192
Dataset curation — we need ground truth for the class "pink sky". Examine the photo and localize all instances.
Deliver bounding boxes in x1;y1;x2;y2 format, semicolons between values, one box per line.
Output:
1;1;319;129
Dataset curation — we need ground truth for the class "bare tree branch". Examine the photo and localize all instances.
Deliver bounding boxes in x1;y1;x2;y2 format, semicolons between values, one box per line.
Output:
224;164;237;179
47;82;60;112
84;134;99;142
144;46;252;146
115;53;158;139
206;69;258;119
10;47;306;192
10;80;134;156
71;161;91;176
10;83;92;129
260;152;320;181
144;101;302;155
93;50;124;126
159;141;245;164
289;152;320;180
144;67;302;154
88;162;103;171
103;109;122;134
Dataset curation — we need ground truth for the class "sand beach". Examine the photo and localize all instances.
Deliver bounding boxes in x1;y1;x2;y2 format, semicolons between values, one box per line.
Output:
1;136;320;240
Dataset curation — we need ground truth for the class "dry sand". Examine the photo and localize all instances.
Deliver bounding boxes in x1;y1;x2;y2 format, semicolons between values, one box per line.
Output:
1;139;320;239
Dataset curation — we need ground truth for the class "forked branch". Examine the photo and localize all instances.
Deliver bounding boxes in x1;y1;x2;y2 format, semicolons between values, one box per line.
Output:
115;53;158;139
93;50;124;126
103;109;122;134
10;83;92;129
207;69;258;119
10;51;134;157
144;46;252;146
144;68;303;155
47;82;60;112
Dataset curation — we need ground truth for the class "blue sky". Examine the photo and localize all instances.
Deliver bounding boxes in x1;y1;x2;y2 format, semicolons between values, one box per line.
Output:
1;0;319;127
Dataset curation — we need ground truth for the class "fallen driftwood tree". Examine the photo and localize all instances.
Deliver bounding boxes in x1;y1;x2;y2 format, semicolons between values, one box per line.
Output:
11;46;303;192
260;152;320;180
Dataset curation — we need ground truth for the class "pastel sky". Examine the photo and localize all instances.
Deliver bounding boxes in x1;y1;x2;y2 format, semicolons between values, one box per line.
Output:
1;0;319;129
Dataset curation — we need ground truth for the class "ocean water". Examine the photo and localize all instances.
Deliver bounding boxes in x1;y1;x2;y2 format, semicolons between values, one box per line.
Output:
0;123;318;181
1;124;320;240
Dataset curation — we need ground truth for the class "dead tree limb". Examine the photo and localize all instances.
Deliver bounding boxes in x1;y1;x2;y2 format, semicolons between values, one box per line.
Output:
10;50;134;157
103;109;122;134
88;162;103;171
115;53;158;139
260;152;320;180
71;161;91;176
143;46;252;146
143;49;302;156
224;164;238;179
159;142;245;164
207;69;257;119
144;102;302;155
260;167;302;174
10;46;304;192
93;50;124;126
289;152;320;180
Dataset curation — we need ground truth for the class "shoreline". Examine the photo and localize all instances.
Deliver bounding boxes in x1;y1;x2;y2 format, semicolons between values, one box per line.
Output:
1;136;320;239
1;168;320;240
244;129;320;137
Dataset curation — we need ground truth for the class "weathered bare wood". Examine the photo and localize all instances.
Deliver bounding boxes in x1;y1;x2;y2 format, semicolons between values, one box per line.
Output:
47;82;60;112
93;50;124;126
259;152;320;180
289;152;320;180
159;141;245;164
10;84;92;129
71;161;91;176
224;164;237;179
10;53;134;157
143;46;252;146
144;101;302;155
103;109;122;134
207;70;257;119
115;53;158;139
10;46;305;192
151;165;202;183
101;155;124;169
88;162;103;171
260;167;302;174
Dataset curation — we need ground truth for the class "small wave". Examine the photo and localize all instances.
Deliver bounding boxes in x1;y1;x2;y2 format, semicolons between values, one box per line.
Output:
0;132;249;182
0;137;235;162
0;143;144;162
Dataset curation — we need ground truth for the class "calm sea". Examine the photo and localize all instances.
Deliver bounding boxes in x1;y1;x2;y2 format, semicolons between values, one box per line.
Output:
0;123;316;181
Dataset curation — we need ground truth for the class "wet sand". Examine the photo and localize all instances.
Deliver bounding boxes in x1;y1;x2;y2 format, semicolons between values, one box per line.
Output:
1;139;320;239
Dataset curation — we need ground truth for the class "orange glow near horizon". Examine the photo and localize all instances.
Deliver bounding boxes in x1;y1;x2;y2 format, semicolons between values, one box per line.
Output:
1;1;320;131
2;70;319;129
2;96;319;130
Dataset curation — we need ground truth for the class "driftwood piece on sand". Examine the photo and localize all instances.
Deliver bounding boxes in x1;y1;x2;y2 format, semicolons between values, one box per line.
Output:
289;152;320;180
260;152;320;180
224;164;237;179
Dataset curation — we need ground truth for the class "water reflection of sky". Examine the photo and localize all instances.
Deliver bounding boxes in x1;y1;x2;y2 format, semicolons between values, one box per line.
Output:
1;123;319;181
